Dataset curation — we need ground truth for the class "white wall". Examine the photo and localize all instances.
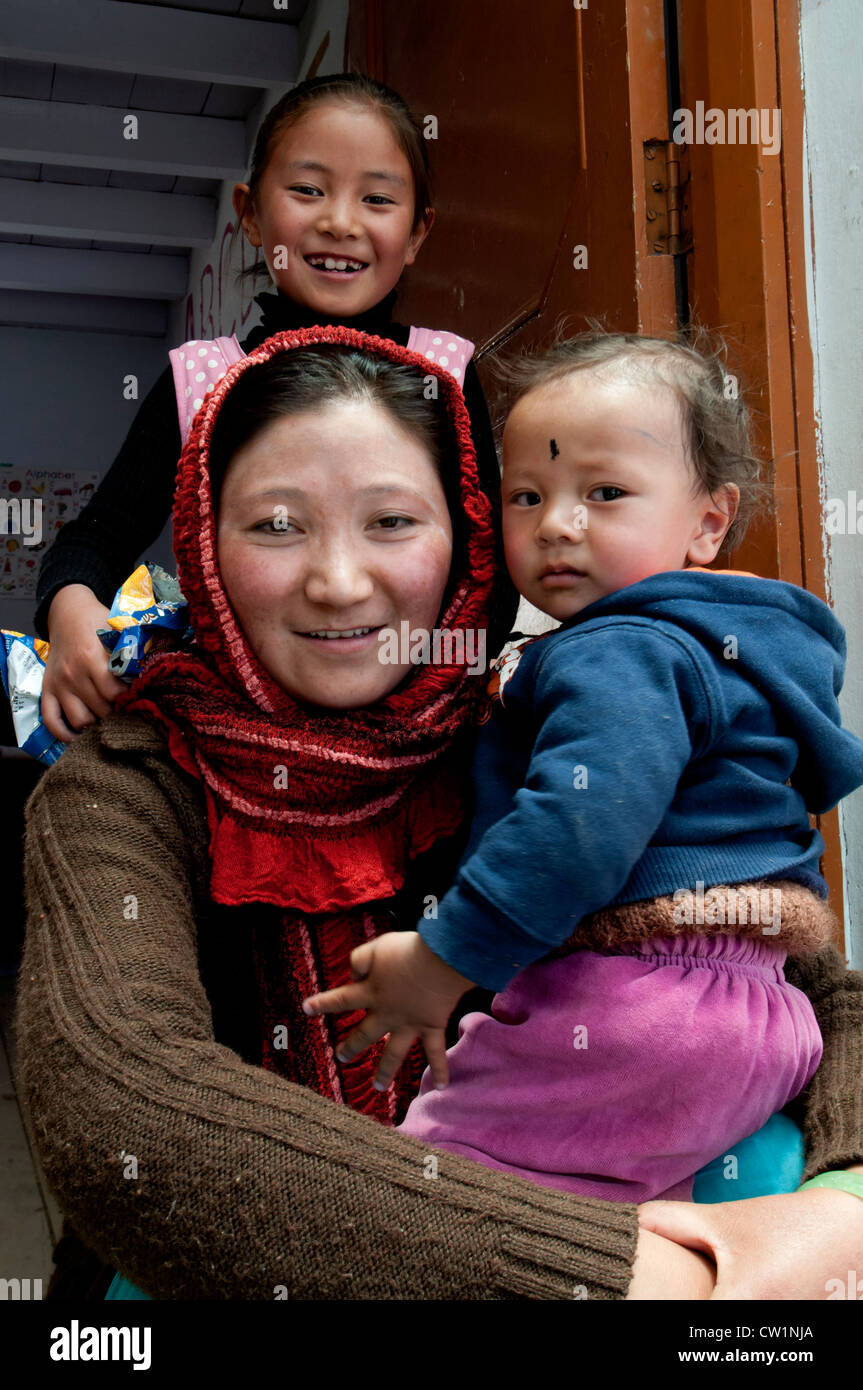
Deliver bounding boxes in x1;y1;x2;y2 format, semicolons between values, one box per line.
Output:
0;326;170;636
799;0;863;966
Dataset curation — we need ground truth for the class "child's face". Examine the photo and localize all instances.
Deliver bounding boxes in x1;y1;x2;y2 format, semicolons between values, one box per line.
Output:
216;399;452;710
234;101;431;317
501;369;738;623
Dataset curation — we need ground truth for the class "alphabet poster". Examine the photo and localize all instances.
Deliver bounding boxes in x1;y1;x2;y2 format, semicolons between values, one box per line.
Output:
0;467;100;597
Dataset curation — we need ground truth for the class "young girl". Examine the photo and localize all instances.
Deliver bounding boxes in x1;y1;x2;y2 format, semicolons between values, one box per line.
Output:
304;331;863;1205
37;72;515;741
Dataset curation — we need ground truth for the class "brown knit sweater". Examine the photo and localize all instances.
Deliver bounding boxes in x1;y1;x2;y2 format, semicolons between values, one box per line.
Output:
16;714;863;1300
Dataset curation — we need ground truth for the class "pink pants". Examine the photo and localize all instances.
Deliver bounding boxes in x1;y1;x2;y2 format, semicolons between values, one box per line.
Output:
399;934;822;1202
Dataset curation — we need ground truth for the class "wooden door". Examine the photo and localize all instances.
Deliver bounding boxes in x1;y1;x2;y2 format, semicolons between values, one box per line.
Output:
347;0;677;430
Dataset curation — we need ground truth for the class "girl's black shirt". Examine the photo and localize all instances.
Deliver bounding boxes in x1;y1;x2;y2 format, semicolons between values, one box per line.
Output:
35;288;517;650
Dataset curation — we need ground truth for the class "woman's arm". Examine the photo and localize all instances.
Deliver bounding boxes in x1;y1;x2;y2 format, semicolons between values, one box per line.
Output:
18;713;641;1300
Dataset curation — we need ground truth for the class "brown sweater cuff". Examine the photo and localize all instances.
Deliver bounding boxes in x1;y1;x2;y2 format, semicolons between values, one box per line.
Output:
786;946;863;1179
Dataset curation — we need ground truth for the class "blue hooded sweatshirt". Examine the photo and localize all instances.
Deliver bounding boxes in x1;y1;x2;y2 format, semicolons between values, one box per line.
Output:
418;569;863;991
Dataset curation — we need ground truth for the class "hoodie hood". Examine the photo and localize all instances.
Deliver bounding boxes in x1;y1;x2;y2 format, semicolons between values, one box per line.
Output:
565;567;863;814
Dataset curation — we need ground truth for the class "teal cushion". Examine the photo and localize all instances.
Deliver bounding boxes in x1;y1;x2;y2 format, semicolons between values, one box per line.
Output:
105;1272;152;1301
692;1112;805;1203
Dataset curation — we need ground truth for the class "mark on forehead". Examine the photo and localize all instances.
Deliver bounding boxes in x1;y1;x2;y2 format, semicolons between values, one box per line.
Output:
631;427;668;449
549;438;560;459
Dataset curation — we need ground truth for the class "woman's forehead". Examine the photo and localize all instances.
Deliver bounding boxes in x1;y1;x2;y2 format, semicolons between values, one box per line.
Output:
226;396;434;455
219;401;445;501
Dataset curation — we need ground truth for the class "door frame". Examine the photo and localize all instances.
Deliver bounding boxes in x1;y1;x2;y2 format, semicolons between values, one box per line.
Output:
674;0;844;944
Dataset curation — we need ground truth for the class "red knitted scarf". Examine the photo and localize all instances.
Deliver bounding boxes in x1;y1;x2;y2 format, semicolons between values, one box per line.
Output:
117;327;496;1124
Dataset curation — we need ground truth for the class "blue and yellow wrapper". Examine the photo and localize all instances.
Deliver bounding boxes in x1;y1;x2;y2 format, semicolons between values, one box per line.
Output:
1;563;190;764
0;631;65;764
96;563;190;678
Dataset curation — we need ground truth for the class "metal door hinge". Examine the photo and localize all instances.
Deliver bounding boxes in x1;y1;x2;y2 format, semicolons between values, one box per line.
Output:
644;140;693;256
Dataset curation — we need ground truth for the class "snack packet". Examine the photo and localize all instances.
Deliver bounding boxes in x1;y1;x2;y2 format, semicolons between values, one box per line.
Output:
97;562;190;678
1;563;190;763
0;632;65;764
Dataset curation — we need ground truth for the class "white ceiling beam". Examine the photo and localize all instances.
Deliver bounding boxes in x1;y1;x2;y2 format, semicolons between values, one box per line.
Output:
0;97;248;180
0;178;216;247
0;0;299;87
0;289;169;337
0;244;189;300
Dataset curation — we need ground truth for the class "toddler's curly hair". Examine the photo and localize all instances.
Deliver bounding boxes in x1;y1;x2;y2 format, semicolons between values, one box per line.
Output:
501;328;772;555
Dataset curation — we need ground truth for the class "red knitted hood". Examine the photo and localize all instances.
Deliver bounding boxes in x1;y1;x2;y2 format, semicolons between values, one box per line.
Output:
172;325;493;718
117;326;497;912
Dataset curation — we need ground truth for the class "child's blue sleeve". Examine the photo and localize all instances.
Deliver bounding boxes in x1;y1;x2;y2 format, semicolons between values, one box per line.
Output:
419;622;714;990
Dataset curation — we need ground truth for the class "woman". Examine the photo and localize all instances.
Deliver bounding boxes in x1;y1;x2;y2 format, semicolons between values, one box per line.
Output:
17;328;863;1299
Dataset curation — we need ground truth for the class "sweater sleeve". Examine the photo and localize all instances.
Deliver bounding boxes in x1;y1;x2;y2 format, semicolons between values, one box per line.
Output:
420;624;712;989
34;367;181;638
16;714;637;1300
785;947;863;1177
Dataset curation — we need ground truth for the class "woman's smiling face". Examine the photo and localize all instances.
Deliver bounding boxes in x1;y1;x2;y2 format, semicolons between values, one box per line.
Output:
216;398;453;709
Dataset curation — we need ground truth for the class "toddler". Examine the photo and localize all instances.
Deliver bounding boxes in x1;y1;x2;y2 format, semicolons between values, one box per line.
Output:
304;332;863;1202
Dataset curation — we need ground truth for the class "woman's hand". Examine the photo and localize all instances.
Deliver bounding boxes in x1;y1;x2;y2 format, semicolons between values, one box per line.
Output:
638;1180;863;1299
42;585;128;740
302;931;474;1091
627;1228;716;1300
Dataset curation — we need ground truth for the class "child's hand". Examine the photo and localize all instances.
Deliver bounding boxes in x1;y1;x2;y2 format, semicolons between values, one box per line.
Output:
42;585;128;740
302;931;475;1091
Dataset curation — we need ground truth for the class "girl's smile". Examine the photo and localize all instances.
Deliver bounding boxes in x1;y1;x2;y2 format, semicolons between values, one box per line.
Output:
303;253;369;279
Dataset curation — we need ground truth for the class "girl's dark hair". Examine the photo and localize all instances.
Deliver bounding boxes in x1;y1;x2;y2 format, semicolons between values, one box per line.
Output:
236;73;433;285
209;345;466;576
501;328;772;555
